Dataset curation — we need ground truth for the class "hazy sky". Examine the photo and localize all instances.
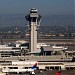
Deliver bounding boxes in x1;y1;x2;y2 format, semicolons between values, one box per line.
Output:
0;0;74;15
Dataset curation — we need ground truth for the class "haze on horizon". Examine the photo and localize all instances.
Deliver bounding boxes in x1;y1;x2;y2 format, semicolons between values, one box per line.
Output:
0;0;74;27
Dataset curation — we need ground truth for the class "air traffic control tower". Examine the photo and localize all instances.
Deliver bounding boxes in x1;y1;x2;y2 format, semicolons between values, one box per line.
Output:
25;8;41;52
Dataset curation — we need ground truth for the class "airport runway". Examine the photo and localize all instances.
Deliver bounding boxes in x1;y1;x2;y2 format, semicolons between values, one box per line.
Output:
1;39;75;44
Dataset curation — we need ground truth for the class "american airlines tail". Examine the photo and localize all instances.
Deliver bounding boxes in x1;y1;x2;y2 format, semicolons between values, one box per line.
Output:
55;71;61;75
29;63;37;75
31;63;37;70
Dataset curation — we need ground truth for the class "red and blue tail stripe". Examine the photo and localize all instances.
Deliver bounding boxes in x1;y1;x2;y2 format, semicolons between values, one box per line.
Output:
31;63;37;69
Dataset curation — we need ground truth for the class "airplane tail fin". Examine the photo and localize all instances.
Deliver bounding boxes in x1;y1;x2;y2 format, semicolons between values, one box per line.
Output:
31;63;37;70
55;71;61;75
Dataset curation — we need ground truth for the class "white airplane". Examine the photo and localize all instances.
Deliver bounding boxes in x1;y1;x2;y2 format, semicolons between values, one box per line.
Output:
2;63;37;75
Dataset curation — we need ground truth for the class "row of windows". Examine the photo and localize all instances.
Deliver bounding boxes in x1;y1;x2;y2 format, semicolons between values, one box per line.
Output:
0;61;11;63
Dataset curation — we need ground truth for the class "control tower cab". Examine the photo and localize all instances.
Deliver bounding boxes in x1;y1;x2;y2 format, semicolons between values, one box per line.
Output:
25;8;41;52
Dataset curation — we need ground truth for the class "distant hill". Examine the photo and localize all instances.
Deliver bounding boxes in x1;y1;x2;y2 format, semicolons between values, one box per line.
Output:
0;14;74;27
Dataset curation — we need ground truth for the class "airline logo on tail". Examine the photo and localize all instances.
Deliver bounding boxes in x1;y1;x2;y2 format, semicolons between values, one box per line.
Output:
55;71;61;75
31;63;37;70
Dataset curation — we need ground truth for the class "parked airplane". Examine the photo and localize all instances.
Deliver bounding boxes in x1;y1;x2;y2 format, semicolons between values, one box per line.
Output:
2;63;37;75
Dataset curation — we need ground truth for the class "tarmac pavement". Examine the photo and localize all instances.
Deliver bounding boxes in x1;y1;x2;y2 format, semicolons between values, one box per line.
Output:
6;70;75;75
